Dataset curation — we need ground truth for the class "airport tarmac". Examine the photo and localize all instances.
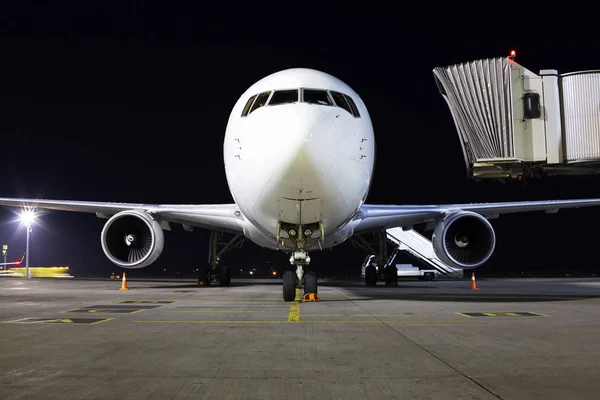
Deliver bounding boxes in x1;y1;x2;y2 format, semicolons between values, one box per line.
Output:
1;277;600;399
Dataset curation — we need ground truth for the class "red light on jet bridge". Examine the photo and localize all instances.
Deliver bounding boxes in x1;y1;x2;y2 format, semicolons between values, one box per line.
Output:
509;50;516;60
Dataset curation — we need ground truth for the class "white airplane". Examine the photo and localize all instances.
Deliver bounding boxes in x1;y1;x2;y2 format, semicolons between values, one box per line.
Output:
1;68;600;301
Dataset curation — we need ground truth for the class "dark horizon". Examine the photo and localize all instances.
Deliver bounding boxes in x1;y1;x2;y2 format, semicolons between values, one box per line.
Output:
1;5;600;278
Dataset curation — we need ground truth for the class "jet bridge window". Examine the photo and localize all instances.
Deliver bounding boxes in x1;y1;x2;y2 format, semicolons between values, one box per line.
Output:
330;91;352;114
249;91;271;114
241;94;257;117
269;89;298;106
303;89;333;106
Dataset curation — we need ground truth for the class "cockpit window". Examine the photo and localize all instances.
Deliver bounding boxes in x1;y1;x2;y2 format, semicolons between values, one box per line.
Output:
241;94;257;117
269;89;298;106
344;94;360;117
249;91;271;114
330;91;352;114
303;89;333;106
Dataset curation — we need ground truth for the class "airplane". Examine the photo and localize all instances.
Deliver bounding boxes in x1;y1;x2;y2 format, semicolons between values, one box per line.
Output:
1;67;600;301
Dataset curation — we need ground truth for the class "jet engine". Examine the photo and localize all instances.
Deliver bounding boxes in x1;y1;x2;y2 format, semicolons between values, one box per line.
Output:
101;210;164;269
431;211;496;269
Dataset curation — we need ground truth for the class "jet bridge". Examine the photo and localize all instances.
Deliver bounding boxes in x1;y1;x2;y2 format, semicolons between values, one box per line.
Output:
433;53;600;180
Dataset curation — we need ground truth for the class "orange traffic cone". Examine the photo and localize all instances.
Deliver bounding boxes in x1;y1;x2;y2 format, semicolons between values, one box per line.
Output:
470;272;478;290
120;272;129;291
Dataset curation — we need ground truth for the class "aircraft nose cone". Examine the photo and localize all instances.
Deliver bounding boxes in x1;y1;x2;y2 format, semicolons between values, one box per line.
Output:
275;105;338;179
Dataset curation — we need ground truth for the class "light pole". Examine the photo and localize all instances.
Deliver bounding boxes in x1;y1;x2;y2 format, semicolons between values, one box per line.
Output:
19;210;36;279
2;244;6;270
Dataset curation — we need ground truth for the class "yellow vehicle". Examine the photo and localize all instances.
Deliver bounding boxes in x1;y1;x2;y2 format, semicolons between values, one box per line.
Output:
8;266;73;278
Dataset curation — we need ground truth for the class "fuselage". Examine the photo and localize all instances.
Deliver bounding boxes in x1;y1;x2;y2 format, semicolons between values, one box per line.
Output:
223;69;375;251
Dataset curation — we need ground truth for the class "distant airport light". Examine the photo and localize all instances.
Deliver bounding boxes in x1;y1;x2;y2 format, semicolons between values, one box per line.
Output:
19;210;36;227
509;50;516;60
18;209;36;279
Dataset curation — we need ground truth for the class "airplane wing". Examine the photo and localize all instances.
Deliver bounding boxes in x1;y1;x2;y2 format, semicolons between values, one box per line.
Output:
354;199;600;233
0;198;244;234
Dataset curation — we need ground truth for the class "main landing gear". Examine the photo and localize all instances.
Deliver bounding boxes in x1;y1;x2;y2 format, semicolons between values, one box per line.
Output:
352;231;399;287
198;231;245;287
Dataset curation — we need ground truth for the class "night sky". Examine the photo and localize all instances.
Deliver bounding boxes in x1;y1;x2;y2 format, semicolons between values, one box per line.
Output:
1;4;599;278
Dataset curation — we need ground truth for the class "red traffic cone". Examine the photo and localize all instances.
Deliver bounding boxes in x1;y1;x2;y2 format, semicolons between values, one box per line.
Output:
120;272;129;291
470;272;478;290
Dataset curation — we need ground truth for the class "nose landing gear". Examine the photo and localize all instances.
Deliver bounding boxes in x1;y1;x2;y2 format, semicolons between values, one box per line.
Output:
283;250;318;301
280;222;320;302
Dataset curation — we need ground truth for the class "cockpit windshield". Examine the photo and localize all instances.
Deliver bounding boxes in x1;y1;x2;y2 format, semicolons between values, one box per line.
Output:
241;88;360;117
249;91;271;114
269;90;298;106
303;89;333;106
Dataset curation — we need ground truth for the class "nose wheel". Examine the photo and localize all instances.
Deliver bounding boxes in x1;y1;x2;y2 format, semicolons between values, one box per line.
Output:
282;250;317;301
282;271;297;301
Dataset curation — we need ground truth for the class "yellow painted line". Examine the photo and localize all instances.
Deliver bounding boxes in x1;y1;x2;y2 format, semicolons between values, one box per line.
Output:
2;317;115;324
135;320;287;323
301;313;436;317
456;312;550;318
353;313;436;317
91;318;115;325
117;300;179;304
301;314;347;317
527;312;550;317
165;310;287;313
287;289;300;322
133;319;463;324
179;301;282;304
305;320;464;323
2;317;33;323
59;309;79;314
60;308;145;314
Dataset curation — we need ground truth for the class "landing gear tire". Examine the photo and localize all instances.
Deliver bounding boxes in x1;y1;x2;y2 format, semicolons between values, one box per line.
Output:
219;265;231;287
304;271;318;294
283;271;297;302
197;265;210;287
365;265;377;287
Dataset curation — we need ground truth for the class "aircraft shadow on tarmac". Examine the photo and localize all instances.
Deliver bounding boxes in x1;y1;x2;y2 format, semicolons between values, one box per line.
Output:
143;280;600;303
325;292;600;303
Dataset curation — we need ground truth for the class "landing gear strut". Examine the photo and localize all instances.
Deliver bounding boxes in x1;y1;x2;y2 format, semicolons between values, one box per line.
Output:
352;231;399;287
198;231;245;287
279;221;321;301
282;250;318;302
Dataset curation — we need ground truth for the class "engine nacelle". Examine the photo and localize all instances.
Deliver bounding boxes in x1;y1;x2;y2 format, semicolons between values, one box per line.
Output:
431;211;496;269
101;210;165;269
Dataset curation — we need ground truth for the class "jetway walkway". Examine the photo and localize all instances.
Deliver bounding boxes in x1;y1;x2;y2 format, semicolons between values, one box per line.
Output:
433;53;600;180
386;228;463;278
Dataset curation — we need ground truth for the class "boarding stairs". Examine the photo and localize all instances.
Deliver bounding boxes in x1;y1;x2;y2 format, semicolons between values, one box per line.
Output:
386;228;464;278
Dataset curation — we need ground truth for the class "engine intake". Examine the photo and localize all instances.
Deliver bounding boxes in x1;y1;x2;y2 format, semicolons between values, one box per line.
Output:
101;210;164;269
432;211;495;269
